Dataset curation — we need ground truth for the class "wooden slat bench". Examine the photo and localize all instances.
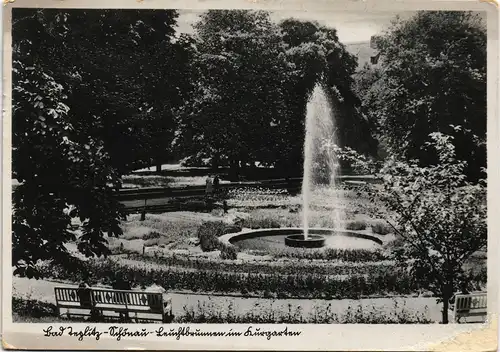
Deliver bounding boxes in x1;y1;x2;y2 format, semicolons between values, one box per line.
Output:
54;287;173;323
453;291;487;323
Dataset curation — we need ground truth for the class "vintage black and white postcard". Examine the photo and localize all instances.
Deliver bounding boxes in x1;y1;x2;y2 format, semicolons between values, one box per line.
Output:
1;0;499;350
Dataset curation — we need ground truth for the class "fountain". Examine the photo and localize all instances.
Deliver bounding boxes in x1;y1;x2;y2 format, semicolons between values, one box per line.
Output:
285;83;342;248
221;84;381;252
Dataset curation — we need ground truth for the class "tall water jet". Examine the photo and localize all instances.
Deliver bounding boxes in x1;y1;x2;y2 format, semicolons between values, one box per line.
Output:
302;84;344;239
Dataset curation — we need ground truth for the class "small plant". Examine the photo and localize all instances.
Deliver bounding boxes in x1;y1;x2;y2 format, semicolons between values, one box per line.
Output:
345;220;367;231
371;220;392;235
220;243;238;260
12;297;58;318
182;199;208;212
197;221;226;252
240;217;281;229
223;224;242;234
143;231;163;240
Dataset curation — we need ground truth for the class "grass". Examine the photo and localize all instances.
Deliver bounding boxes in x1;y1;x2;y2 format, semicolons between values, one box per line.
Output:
118;213;203;250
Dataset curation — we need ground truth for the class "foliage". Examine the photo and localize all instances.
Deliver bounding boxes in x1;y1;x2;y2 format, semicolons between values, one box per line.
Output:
143;231;163;241
261;247;387;262
12;58;125;278
12;297;58;318
11;8;194;277
175;10;377;176
196;221;226;251
239;216;281;229
198;232;221;252
13;9;193;173
12;296;432;324
219;243;239;260
345;220;367;231
177;299;432;324
373;132;487;323
371;220;392;235
37;257;426;299
126;252;393;276
358;11;486;180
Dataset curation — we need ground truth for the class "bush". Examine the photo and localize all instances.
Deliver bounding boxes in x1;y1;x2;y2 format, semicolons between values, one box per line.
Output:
371;220;392;235
182;199;208;212
199;232;220;252
197;221;226;252
240;217;281;229
12;297;58;318
346;220;367;231
220;243;238;260
143;231;163;240
223;224;242;234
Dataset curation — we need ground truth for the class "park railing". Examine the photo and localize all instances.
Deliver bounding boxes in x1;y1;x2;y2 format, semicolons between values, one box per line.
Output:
118;175;380;215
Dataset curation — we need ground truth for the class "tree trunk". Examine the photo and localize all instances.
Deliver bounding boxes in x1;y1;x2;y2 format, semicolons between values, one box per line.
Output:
212;155;220;171
442;294;450;324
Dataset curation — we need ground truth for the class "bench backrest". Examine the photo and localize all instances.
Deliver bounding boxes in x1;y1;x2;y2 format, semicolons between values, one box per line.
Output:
55;287;82;303
455;292;487;311
54;287;164;310
91;288;163;308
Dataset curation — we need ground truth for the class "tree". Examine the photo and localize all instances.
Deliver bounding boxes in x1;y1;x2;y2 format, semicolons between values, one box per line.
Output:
277;19;378;174
177;13;378;177
13;9;190;174
374;132;486;324
176;10;288;177
11;9;192;276
361;11;486;180
329;130;486;324
12;59;125;277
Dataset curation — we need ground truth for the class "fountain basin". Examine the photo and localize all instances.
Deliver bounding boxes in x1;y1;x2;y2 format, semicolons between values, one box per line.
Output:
285;234;325;248
219;228;383;252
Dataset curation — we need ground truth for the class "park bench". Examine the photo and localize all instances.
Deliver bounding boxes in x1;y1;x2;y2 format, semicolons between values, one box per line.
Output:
54;286;173;323
453;291;487;323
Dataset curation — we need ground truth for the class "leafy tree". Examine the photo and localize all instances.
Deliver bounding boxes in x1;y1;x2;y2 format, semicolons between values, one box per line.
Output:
11;9;192;276
12;59;125;277
361;11;486;180
277;19;378;174
176;10;288;177
330;131;486;323
13;9;189;174
176;13;378;177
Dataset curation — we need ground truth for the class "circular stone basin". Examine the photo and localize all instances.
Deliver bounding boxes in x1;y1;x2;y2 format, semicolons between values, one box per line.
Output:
285;234;325;248
220;228;383;252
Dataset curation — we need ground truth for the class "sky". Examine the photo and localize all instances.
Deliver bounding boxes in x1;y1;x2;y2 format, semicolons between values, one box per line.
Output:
175;10;413;44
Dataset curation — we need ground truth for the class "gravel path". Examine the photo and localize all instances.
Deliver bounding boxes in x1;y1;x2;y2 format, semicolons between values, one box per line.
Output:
13;276;443;323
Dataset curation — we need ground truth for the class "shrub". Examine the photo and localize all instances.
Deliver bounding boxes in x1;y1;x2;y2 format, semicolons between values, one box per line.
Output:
223;224;242;234
182;199;207;212
197;221;227;238
241;217;281;229
220;243;238;260
371;220;392;235
197;221;225;252
12;297;58;318
199;232;220;252
143;231;163;240
345;220;367;231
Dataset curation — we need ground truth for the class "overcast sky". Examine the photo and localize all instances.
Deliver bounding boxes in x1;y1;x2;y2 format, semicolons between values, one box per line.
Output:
176;10;413;44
